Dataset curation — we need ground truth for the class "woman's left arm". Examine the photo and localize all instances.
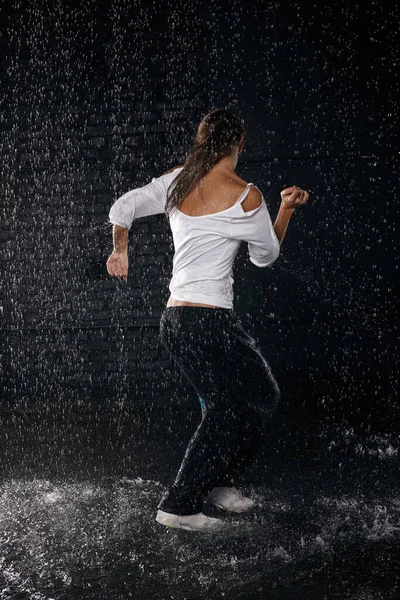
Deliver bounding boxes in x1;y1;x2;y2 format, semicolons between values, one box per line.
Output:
107;167;183;280
107;225;129;280
108;168;181;229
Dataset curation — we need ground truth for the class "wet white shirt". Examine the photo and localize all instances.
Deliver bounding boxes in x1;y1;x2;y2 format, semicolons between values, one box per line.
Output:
108;166;280;309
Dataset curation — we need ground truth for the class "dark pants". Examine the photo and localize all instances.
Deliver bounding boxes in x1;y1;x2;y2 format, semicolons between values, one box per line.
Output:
158;306;281;515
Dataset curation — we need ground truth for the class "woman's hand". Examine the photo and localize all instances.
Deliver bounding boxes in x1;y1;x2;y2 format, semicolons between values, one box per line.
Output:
280;186;309;209
106;251;129;281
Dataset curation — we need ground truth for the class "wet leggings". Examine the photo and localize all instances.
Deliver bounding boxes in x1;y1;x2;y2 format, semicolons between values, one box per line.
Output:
158;306;281;515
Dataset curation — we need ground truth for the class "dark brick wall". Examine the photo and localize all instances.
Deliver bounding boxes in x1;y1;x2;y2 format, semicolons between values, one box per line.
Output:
0;1;209;412
0;1;398;429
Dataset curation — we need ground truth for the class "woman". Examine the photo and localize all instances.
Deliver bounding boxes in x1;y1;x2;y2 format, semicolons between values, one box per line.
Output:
107;108;309;531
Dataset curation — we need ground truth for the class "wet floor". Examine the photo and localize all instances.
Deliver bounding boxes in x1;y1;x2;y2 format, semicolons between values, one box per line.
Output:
0;409;399;599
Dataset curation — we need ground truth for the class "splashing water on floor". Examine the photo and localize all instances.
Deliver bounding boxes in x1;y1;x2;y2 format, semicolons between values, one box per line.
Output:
0;472;398;600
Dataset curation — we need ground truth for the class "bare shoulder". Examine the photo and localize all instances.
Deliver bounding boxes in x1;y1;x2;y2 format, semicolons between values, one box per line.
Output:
162;165;185;175
241;185;263;213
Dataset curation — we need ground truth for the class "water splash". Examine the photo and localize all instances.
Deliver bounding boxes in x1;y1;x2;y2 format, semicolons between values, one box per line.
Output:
0;477;398;599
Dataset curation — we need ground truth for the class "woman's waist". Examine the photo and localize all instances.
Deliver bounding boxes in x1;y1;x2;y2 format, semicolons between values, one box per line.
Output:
168;281;234;310
166;296;222;308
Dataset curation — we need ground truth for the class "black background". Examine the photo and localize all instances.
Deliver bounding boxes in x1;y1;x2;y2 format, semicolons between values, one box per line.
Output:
0;0;398;432
0;2;399;599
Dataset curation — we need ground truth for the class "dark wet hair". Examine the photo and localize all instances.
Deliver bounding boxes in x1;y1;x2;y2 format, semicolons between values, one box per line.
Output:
165;107;246;217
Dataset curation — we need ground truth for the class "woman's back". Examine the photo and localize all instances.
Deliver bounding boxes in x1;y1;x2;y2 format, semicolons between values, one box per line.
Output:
167;166;280;309
177;169;263;217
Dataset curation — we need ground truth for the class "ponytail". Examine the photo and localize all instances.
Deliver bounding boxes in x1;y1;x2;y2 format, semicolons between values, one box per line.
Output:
165;108;246;217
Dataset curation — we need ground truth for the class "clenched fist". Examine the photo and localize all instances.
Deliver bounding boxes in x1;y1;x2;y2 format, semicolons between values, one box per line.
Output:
106;251;128;281
281;186;309;209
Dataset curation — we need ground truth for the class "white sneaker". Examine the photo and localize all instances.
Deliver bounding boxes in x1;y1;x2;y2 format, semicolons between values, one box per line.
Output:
207;487;255;513
156;509;225;531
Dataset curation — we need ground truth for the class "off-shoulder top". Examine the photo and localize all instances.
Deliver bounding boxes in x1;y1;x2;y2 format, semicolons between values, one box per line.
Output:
108;166;280;309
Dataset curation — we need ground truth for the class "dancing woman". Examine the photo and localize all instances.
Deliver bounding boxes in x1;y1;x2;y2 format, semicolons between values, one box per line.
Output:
107;108;309;531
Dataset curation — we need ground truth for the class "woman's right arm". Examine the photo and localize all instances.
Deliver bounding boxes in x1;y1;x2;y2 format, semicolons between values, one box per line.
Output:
273;186;309;245
229;185;309;268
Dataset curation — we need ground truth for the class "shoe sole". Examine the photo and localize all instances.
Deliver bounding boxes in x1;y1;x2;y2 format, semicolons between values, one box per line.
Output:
155;511;223;531
156;515;200;531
